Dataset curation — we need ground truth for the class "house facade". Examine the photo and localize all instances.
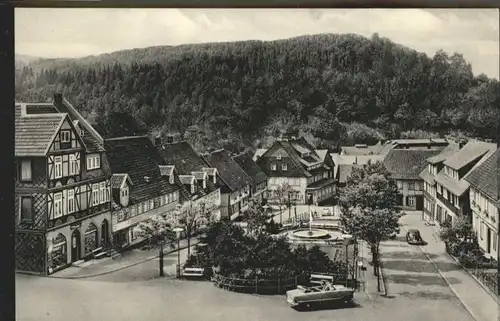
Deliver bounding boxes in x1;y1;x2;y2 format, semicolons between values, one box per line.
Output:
465;149;499;259
420;141;497;225
15;95;112;275
255;136;336;205
233;152;268;205
156;138;222;222
105;136;182;249
202;149;252;220
383;149;443;210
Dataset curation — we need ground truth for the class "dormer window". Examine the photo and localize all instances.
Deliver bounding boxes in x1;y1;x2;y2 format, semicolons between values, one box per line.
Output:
169;175;174;184
277;154;282;160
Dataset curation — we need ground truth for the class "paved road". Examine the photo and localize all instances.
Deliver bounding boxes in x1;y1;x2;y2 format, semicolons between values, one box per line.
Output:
379;211;497;321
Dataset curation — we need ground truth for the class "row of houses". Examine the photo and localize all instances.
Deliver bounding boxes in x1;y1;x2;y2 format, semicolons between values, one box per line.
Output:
334;137;499;259
15;94;498;275
15;94;268;275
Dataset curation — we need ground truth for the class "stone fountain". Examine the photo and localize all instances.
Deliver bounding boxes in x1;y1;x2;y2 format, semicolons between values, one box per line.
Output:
286;210;344;245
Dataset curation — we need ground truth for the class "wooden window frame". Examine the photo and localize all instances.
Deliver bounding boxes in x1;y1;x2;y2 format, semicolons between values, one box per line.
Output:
54;156;63;179
60;130;71;143
54;192;63;218
92;184;99;206
282;163;287;171
67;189;75;214
20;159;33;182
19;195;34;223
99;182;106;204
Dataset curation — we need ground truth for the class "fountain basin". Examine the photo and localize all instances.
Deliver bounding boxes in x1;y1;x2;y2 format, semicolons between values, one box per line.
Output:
292;228;331;239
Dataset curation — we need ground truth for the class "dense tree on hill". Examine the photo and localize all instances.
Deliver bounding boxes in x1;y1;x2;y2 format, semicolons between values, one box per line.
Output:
15;33;499;151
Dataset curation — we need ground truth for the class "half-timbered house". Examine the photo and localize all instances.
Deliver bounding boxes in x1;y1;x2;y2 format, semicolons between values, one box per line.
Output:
15;95;112;275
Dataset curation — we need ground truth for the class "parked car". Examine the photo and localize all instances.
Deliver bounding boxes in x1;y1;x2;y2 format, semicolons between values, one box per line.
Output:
286;281;355;310
406;229;426;245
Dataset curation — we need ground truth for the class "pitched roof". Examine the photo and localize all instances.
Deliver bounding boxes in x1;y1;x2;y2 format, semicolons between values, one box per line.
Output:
464;148;500;203
203;149;252;191
202;167;217;176
426;142;461;164
434;172;470;197
104;136;179;204
383;149;442;180
52;97;105;152
111;173;132;189
158;165;175;177
315;149;329;161
233;152;268;185
253;148;268;161
191;171;207;180
179;175;195;185
156;141;221;196
15;104;67;157
419;168;435;185
443;141;497;170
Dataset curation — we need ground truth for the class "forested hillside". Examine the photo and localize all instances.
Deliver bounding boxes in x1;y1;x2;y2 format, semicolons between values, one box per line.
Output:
15;33;499;153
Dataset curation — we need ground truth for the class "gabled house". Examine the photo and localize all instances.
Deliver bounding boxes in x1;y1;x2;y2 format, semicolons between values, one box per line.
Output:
202;149;253;220
464;149;499;259
156;138;222;221
254;135;336;205
15;94;112;275
383;149;443;210
419;142;462;222
421;140;497;225
105;136;181;249
233;152;268;205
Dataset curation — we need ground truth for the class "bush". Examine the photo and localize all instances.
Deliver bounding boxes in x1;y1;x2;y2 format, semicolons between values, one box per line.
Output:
189;220;346;280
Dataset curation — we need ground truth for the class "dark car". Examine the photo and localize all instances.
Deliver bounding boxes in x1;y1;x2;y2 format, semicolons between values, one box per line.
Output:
406;229;426;245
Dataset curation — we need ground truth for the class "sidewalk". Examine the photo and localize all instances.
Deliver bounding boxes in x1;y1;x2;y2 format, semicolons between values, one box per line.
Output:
50;237;199;279
403;217;499;321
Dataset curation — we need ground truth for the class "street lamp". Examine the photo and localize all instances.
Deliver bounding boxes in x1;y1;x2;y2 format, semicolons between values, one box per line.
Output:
342;234;353;287
173;227;184;278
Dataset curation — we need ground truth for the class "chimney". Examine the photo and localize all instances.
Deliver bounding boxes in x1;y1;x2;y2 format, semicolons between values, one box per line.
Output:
458;139;467;149
165;135;174;144
154;136;162;146
53;93;63;105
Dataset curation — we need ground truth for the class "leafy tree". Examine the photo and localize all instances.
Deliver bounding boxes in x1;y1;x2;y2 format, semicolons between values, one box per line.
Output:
439;216;482;266
173;200;216;257
133;215;176;277
338;161;403;291
245;203;269;236
273;182;292;223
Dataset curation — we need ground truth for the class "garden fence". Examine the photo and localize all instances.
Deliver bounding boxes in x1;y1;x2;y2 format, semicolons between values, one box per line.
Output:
470;269;498;297
212;273;308;295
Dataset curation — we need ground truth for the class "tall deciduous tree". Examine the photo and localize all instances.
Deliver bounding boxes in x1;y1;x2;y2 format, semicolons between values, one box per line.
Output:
173;200;217;256
133;215;176;276
273;182;292;223
338;161;403;291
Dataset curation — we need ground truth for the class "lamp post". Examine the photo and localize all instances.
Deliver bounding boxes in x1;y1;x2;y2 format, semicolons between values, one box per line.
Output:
173;227;184;278
343;234;353;287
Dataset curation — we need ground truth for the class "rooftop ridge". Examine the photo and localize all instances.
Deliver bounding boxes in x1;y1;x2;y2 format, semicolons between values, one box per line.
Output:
105;135;150;141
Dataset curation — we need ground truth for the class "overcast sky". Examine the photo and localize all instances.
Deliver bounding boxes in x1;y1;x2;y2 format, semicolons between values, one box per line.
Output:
15;8;499;79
